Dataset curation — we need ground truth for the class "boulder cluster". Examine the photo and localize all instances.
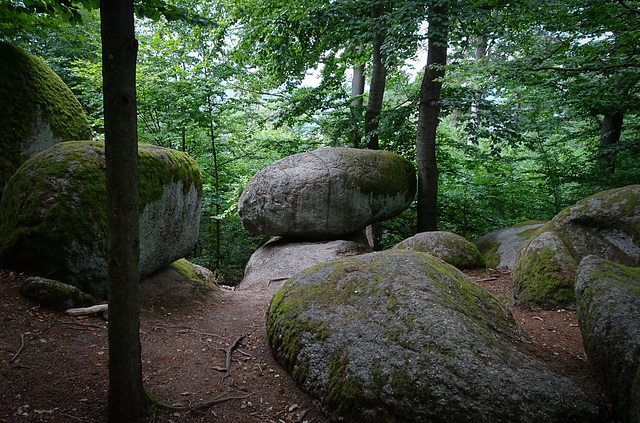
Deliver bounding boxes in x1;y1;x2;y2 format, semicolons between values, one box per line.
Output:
237;147;417;290
0;42;203;300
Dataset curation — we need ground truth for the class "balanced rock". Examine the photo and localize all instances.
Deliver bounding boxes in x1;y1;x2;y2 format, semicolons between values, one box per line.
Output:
474;221;545;268
575;255;640;423
513;185;640;308
238;237;368;291
0;141;202;298
238;147;416;238
267;250;601;423
393;231;485;269
0;42;92;194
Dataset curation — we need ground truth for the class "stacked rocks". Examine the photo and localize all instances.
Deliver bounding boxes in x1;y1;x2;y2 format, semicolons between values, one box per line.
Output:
237;147;416;290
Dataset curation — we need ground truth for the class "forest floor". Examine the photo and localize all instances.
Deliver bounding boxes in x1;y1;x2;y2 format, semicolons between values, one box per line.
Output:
0;267;609;423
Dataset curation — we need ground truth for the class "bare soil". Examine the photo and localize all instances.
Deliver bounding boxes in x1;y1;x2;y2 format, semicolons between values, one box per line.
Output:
0;267;608;423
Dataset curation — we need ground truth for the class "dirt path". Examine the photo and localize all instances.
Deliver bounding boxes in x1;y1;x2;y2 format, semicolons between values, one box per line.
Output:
0;268;605;422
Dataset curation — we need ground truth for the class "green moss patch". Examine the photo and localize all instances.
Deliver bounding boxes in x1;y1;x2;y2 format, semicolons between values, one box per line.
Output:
0;42;91;187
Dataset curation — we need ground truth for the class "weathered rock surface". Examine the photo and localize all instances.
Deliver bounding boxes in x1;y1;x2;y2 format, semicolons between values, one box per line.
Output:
575;255;640;423
140;259;218;304
0;42;92;194
0;141;202;298
474;221;545;268
393;231;485;269
238;147;416;238
267;250;601;423
513;185;640;308
238;237;368;291
19;277;96;312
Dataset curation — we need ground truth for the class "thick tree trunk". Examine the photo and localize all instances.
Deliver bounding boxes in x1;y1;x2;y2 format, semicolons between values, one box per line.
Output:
598;113;623;173
416;5;448;232
100;1;149;421
364;2;387;150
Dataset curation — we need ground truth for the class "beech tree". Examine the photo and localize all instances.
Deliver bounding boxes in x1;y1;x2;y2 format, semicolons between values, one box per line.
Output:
100;0;150;421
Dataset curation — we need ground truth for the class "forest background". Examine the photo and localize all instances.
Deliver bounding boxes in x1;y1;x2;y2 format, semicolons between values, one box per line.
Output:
1;0;639;285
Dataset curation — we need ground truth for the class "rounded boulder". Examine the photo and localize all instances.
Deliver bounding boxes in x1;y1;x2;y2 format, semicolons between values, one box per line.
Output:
238;147;416;238
0;141;202;298
267;250;601;423
0;42;92;194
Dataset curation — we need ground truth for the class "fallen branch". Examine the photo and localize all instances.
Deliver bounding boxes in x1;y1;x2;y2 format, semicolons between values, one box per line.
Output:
60;321;107;330
161;390;255;412
219;334;246;382
10;333;25;362
66;304;108;317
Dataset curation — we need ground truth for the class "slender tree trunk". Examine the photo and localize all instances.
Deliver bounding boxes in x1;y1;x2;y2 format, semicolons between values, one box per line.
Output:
209;101;221;269
416;4;448;232
101;1;149;421
598;113;623;173
469;34;487;143
349;45;365;148
364;2;387;150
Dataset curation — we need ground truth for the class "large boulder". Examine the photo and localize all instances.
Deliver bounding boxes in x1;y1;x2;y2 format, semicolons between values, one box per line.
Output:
238;147;416;238
238;237;368;291
0;42;92;195
474;221;545;268
393;231;485;269
513;185;640;308
267;250;601;423
575;255;640;423
0;141;202;298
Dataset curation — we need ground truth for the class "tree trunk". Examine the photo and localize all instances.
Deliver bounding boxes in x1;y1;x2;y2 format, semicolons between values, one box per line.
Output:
349;45;365;148
416;4;448;232
469;34;487;143
597;113;623;173
100;1;149;421
364;2;387;150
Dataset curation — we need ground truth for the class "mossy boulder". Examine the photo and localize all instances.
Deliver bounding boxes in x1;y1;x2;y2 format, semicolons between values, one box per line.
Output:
238;237;369;291
513;185;640;309
0;42;92;195
267;250;601;423
238;147;416;238
0;141;202;299
474;221;546;268
575;255;640;423
393;231;485;269
19;276;96;312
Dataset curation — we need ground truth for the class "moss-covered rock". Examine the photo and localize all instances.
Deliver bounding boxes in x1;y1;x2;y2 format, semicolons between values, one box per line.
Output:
0;141;202;299
393;231;485;269
474;221;546;269
0;42;91;195
513;185;640;309
238;147;416;238
19;277;96;312
575;256;640;423
267;250;601;423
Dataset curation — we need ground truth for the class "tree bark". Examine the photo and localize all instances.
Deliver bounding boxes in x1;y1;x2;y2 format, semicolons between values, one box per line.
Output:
349;45;365;148
416;4;448;232
469;34;487;143
597;112;623;173
364;2;387;150
100;0;149;421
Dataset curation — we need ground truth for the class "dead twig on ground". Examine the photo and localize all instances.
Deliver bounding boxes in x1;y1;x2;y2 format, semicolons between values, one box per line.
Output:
161;390;256;412
220;334;246;382
11;333;25;362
